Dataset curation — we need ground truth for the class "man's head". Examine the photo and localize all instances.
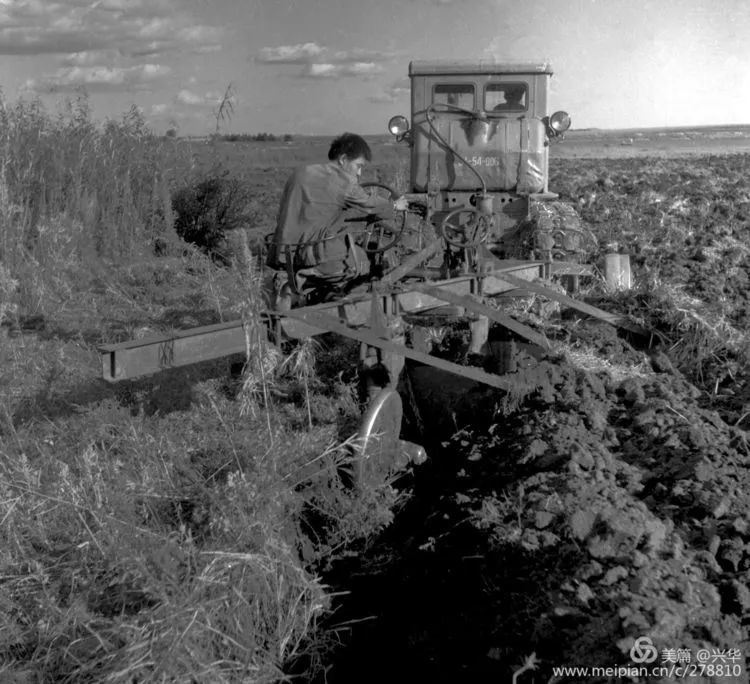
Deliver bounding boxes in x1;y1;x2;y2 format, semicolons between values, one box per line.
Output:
328;132;372;177
504;86;525;106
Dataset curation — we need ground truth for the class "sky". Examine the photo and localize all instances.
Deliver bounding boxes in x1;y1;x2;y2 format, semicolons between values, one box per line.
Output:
0;0;749;136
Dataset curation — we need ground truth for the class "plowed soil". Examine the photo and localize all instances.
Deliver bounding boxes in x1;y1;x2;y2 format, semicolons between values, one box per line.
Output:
316;151;750;683
321;339;749;683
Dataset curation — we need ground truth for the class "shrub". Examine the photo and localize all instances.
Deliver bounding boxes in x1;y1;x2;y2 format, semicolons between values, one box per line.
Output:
171;173;249;260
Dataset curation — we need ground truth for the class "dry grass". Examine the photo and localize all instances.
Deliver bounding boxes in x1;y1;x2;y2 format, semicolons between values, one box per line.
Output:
0;426;329;682
630;282;748;386
0;93;192;329
0;95;404;682
0;322;396;680
562;342;653;381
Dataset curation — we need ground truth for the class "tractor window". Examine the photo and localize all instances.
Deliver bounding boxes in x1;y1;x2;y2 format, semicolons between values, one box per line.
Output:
485;83;527;112
433;84;475;110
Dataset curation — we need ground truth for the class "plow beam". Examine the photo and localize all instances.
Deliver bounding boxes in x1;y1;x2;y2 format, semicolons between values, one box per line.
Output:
97;260;548;382
408;282;551;350
277;261;544;339
99;320;248;382
497;272;648;337
380;240;443;286
282;309;516;391
477;246;648;337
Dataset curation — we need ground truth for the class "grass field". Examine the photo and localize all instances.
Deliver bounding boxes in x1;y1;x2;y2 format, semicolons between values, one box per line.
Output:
2;96;750;681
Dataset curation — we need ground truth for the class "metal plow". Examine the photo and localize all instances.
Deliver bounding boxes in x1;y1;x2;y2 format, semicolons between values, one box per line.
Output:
98;247;645;488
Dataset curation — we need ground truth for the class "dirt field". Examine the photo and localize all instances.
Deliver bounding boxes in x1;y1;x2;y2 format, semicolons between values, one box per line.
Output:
312;129;750;683
189;123;750;168
3;124;750;682
554;125;750;159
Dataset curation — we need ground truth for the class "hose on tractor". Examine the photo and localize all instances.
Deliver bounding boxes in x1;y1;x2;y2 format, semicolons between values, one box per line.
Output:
425;103;488;196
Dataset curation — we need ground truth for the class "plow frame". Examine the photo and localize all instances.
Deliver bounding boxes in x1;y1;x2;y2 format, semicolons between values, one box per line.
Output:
97;245;647;487
98;257;544;384
98;252;643;384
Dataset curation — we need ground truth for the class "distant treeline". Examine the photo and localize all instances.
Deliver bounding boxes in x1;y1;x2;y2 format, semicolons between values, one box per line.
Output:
164;130;295;142
219;132;295;142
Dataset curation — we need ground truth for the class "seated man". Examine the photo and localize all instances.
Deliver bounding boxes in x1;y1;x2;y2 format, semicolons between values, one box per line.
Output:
267;132;408;296
493;85;525;111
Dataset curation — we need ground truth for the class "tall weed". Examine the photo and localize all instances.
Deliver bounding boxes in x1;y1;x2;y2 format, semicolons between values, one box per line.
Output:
0;93;188;322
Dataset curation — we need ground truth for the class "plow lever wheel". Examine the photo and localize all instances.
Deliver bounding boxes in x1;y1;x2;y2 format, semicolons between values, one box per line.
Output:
439;207;492;248
355;182;407;254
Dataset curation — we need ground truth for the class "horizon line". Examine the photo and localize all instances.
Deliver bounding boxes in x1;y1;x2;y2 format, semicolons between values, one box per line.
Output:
183;122;750;139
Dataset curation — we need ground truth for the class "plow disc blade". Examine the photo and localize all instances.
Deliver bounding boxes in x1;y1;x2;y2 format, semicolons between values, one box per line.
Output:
354;388;426;489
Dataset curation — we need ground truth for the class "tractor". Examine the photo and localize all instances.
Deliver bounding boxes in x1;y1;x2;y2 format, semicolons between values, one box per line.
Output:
99;61;638;488
385;59;588;276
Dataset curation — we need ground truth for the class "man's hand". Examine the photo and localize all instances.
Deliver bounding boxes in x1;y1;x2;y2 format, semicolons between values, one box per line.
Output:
393;196;409;212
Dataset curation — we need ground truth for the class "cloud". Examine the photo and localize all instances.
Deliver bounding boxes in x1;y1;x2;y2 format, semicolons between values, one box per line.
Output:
91;0;174;14
302;61;384;79
59;49;120;67
368;77;411;103
25;63;171;92
256;42;324;64
329;48;396;63
176;89;215;106
151;103;169;115
255;42;396;80
176;89;204;105
175;88;223;107
0;0;222;57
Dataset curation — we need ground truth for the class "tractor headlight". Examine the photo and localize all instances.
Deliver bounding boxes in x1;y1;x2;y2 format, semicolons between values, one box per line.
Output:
388;115;410;137
549;111;571;134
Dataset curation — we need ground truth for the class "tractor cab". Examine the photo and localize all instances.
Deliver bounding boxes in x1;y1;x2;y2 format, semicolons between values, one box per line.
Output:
399;61;563;194
387;60;582;267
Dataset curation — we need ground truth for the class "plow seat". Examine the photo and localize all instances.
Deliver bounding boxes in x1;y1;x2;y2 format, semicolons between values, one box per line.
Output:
264;233;370;308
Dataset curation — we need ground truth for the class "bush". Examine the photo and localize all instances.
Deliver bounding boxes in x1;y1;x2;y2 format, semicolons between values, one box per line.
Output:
171;173;249;259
